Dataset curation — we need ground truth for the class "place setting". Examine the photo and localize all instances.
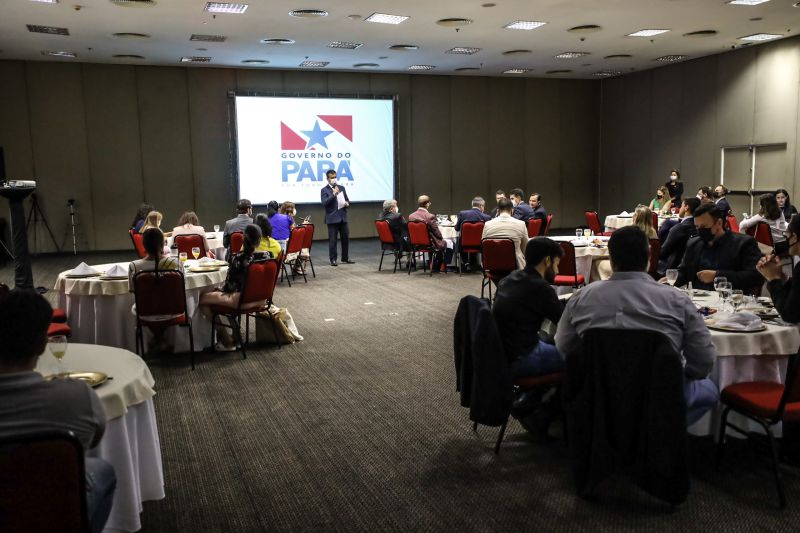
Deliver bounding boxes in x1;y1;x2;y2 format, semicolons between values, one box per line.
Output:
40;335;111;388
65;261;103;279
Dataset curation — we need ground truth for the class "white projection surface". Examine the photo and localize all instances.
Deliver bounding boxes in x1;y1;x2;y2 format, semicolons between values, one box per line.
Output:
235;96;395;205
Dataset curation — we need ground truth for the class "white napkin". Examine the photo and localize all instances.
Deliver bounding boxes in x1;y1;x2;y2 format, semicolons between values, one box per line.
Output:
619;210;631;216
105;264;127;277
71;262;98;275
198;256;215;264
715;311;763;331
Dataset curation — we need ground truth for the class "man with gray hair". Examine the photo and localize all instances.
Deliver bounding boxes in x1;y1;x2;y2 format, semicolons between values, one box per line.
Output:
455;196;492;272
377;199;410;251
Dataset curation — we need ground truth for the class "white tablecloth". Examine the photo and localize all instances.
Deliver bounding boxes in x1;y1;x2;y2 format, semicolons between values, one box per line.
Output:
440;225;458;240
35;344;164;532
548;236;611;285
604;214;676;231
56;261;227;352
167;233;224;258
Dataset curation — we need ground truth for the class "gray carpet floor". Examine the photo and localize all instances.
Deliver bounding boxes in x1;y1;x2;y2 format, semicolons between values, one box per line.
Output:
2;239;799;532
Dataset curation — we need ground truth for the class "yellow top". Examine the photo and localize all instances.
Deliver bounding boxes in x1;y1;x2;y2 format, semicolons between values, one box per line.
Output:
257;236;282;258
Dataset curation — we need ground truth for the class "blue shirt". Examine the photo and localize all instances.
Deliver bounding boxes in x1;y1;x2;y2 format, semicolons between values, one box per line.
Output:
269;213;293;240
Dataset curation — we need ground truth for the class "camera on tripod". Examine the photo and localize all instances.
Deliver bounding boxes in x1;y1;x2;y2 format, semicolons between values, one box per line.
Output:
67;198;75;206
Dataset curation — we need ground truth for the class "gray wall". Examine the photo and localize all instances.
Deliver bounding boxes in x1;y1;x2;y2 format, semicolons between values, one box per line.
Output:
0;61;599;252
599;35;800;219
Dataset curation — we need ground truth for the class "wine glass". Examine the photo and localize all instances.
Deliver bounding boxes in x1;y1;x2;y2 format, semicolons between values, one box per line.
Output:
179;252;187;266
583;228;592;238
48;335;68;374
665;269;678;287
730;290;744;312
719;282;733;312
714;276;727;298
192;246;201;260
213;224;220;234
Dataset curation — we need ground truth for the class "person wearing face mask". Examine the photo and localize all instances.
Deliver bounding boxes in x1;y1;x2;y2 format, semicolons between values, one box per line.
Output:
670;203;763;291
377;199;410;252
268;201;297;249
758;214;800;323
490;189;506;218
713;185;731;217
665;169;683;205
696;186;714;204
775;188;798;221
408;195;453;272
740;193;787;245
321;169;353;266
657;198;700;276
509;188;535;223
649;186;672;215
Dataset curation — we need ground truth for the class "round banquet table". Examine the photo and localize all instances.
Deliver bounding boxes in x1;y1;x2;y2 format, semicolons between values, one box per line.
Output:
166;233;224;259
35;343;164;532
604;214;676;231
55;261;227;353
548;236;611;285
439;224;458;240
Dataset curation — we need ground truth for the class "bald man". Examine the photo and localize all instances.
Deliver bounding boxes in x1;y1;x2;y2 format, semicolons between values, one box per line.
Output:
408;195;453;272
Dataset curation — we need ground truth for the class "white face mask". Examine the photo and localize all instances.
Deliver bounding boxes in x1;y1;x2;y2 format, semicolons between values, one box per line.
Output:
292;210;297;216
329;178;337;186
670;175;677;180
696;194;703;200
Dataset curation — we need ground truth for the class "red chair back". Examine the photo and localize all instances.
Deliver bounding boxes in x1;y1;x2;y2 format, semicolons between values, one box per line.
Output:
133;270;187;318
544;214;553;235
651;212;658;230
584;211;603;234
230;232;244;254
648;238;661;276
527;218;543;238
745;222;774;247
481;238;517;274
286;227;306;255
407;221;431;248
727;215;740;233
375;220;395;246
129;230;147;259
558;241;578;277
240;259;278;309
301;223;315;250
460;221;484;251
174;234;207;257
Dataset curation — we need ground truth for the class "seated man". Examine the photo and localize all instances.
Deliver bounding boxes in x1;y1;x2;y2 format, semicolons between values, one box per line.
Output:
455;196;492;271
0;289;116;533
510;188;535;223
377;199;410;252
673;203;763;291
490;189;506;218
223;198;253;248
408;195;453;272
657;197;700;276
482;198;529;269
555;226;719;425
714;184;731;217
529;193;548;235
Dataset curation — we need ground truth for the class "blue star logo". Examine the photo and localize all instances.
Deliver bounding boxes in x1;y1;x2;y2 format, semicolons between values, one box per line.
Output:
302;120;334;150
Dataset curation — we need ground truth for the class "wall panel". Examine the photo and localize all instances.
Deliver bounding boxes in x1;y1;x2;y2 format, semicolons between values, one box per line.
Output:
488;79;525;210
0;61;34;178
449;77;489;215
525;79;562;219
410;76;451;213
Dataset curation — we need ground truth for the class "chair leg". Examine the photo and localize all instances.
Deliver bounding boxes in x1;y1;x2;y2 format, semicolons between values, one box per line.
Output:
494;417;509;454
715;406;731;470
309;256;315;278
187;323;195;370
233;316;246;359
766;426;787;509
245;314;250;345
379;251;385;271
472;421;478;432
481;277;486;298
210;314;217;351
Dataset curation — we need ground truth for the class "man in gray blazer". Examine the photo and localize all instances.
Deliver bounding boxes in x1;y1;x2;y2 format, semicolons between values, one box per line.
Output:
223;199;253;248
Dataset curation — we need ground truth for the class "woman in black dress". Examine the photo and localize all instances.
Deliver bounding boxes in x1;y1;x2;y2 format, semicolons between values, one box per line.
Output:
665;169;683;206
776;188;798;222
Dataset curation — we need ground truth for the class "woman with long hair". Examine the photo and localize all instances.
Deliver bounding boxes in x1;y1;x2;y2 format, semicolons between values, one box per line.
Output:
648;186;672;215
254;213;282;258
776;188;797;221
740;193;786;243
269;201;296;248
665;169;683;205
172;211;215;258
632;206;657;239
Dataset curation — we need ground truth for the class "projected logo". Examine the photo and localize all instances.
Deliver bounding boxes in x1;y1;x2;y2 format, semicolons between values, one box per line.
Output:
280;116;353;182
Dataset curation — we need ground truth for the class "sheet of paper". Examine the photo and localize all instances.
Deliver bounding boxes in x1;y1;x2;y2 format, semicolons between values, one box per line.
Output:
336;189;346;210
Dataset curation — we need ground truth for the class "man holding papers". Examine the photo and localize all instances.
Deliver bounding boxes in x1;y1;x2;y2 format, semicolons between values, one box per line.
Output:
321;169;353;266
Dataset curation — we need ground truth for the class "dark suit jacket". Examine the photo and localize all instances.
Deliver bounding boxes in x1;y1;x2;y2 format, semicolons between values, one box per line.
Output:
408;208;445;250
512;202;535;223
676;231;763;291
377;210;410;250
657;217;696;274
320;184;350;225
715;198;731;217
768;262;800;323
455;208;491;231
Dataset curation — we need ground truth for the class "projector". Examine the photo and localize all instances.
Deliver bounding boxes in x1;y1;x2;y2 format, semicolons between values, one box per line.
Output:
4;180;37;188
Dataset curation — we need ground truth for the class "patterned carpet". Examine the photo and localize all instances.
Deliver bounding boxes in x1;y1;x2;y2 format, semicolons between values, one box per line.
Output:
2;240;799;531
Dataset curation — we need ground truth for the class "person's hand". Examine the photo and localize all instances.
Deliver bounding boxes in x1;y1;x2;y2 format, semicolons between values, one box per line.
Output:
303;216;311;223
208;250;216;259
344;202;349;208
757;253;783;281
697;270;717;283
657;276;667;284
333;186;340;195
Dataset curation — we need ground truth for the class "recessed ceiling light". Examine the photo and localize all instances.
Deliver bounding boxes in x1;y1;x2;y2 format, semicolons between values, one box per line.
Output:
503;20;547;30
546;69;572;74
389;44;419;51
298;60;329;67
568;24;602;34
112;32;150;39
726;0;770;5
112;54;145;59
503;68;531;74
30;0;58;3
684;30;718;37
289;9;328;18
455;67;481;71
260;38;295;45
739;32;782;40
555;52;590;59
628;29;670;37
110;0;156;5
604;54;632;59
749;16;763;21
378;56;388;59
346;14;362;21
502;49;532;56
446;47;481;55
594;70;621;77
205;2;247;14
180;56;212;63
408;65;434;70
656;55;688;62
364;13;409;24
191;34;227;42
41;50;76;58
436;18;473;28
242;59;269;64
353;63;379;68
481;3;496;7
329;41;363;49
27;25;69;35
196;48;208;51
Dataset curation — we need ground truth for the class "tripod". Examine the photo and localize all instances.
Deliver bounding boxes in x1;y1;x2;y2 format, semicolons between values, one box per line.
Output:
67;199;78;255
26;193;60;254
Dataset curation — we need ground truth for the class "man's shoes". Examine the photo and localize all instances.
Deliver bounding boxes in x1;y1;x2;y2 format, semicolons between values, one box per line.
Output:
214;342;237;352
330;260;338;266
342;259;356;264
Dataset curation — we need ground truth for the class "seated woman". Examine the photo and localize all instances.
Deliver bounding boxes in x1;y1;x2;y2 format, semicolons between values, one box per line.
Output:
130;203;154;233
172;211;215;258
632;206;657;239
140;210;171;255
776;188;798;221
757;213;800;323
268;201;296;248
254;213;282;258
740;193;787;244
199;224;262;351
128;228;183;353
648;186;672;215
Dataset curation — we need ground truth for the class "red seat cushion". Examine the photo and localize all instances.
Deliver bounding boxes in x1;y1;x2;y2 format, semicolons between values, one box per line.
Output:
514;372;563;389
721;381;800;422
47;323;71;337
51;308;67;323
554;274;585;286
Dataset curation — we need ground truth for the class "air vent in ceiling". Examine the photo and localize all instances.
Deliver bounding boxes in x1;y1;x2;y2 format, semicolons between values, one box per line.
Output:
27;25;69;35
289;9;328;18
436;18;473;27
502;49;532;56
112;32;150;39
446;47;481;55
191;34;227;42
180;56;212;63
568;25;602;34
260;38;295;45
109;0;156;6
683;30;718;37
389;44;418;51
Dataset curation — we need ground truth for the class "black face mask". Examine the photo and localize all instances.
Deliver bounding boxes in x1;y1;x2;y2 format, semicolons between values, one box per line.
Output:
544;265;557;283
698;227;715;244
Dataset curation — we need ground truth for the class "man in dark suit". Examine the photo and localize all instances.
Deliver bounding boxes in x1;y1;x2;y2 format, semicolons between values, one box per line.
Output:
529;193;548;235
377;199;410;251
714;185;731;217
489;190;506;218
408;195;453;272
671;203;763;291
510;188;535;223
222;199;253;248
657;197;700;276
320;169;353;266
455;196;492;271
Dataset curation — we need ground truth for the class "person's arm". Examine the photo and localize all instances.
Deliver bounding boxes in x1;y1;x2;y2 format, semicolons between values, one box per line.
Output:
342;187;350;207
717;237;763;291
429;216;443;241
662;200;672;214
128;262;136;293
659;223;683;259
455;212;464;232
540;283;564;325
738;214;761;232
680;297;717;379
765;262;800;323
222;221;231;248
649;199;656;211
512;206;524;220
554;298;580;360
674;240;695;288
321;186;337;208
675;182;684;200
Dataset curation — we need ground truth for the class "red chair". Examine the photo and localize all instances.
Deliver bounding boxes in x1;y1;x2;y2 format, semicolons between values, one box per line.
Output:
281;226;307;285
132;270;195;367
584;211;613;237
480;238;516;300
544;214;553;235
407;221;438;276
129;229;146;259
648;238;661;278
173;234;207;258
299;223;316;278
459;221;485;273
47;322;71;338
51;308;67;323
375;220;405;273
716;353;800;508
230;232;244;254
727;215;740;233
745;221;774;248
209;259;279;359
554;241;585;288
651;212;659;230
526;219;543;238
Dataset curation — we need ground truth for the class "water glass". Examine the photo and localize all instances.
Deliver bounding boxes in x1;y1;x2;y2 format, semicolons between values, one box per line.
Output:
719;282;733;312
665;269;678;286
575;229;583;239
713;276;727;292
214;224;220;233
730;290;744;312
48;335;68;374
